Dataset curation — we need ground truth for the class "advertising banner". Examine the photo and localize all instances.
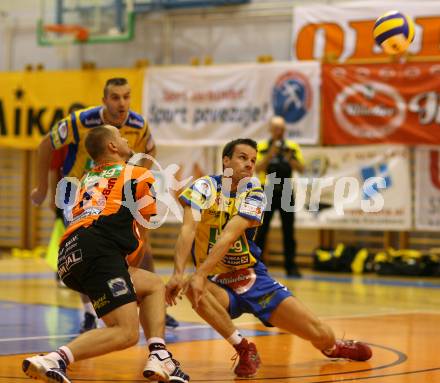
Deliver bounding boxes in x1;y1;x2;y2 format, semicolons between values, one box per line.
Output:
323;62;440;145
415;146;440;230
143;62;321;145
294;145;411;230
292;2;440;61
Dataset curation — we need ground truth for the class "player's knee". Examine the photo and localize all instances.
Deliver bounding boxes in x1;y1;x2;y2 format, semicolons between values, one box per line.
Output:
117;325;140;349
136;271;165;295
152;274;165;293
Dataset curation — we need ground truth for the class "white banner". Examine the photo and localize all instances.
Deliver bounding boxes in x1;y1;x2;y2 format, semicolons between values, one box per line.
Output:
415;146;440;231
295;145;412;230
151;145;216;224
292;2;440;61
143;62;320;145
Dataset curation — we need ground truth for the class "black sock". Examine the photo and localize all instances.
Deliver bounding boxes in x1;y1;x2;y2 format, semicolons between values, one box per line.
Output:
149;342;167;352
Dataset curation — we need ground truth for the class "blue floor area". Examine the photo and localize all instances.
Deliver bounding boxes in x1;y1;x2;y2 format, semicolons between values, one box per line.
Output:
0;300;274;355
0;301;80;355
0;272;55;280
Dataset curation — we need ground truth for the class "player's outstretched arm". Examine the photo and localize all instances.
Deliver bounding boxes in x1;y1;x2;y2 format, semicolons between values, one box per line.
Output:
140;135;157;169
189;215;252;308
143;142;157;169
31;134;54;205
166;205;197;306
197;215;251;278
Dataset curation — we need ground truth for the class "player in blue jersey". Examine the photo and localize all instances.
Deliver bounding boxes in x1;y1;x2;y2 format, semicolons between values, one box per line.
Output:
31;78;179;331
165;138;372;378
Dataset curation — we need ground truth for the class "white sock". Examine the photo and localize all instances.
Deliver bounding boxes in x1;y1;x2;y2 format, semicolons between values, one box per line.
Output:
83;302;95;315
46;346;74;366
58;346;75;364
227;330;243;346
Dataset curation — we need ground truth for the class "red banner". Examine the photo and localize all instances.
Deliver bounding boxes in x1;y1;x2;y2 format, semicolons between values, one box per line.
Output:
323;62;440;145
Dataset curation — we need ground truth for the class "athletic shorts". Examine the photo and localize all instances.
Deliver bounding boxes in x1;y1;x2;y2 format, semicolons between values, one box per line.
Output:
58;227;137;318
210;262;292;327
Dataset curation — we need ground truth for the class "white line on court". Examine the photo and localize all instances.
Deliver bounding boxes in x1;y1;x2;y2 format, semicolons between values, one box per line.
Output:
2;311;439;343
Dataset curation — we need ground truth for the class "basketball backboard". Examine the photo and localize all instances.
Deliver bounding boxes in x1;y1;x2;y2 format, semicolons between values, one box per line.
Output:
37;0;134;45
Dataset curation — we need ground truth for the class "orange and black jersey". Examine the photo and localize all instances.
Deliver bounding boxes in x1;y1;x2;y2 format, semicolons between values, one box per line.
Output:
62;162;156;264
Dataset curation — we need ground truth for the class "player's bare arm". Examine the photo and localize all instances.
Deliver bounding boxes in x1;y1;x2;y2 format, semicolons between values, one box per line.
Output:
165;205;197;306
31;134;54;205
188;215;254;308
140;134;157;169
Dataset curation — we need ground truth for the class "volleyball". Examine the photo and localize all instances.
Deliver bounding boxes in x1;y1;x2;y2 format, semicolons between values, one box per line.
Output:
373;11;415;55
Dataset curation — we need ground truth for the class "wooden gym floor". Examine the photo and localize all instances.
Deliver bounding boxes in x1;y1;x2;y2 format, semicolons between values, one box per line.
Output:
0;256;439;383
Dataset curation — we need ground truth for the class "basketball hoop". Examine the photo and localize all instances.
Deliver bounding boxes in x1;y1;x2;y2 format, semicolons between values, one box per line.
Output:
37;0;135;46
43;24;90;43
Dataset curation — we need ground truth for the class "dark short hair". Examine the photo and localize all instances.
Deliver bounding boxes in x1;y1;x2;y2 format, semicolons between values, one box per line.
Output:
222;138;258;159
85;125;116;161
68;103;86;114
103;77;129;97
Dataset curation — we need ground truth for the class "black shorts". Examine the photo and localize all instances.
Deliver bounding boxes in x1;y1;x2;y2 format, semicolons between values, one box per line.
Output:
58;227;137;318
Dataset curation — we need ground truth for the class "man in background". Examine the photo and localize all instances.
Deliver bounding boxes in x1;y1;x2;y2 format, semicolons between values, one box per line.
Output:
255;115;304;277
46;103;85;284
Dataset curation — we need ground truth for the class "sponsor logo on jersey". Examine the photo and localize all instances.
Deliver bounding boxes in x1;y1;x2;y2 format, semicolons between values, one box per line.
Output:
84;118;102;125
107;277;130;297
128;117;144;128
58;121;68;143
58;249;83;277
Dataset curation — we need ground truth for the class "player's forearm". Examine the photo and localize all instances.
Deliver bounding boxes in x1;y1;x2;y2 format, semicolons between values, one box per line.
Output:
196;231;236;277
36;135;54;189
141;145;156;169
173;226;195;276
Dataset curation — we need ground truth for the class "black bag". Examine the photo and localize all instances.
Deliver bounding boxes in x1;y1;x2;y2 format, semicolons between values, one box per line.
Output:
313;243;360;273
374;248;439;276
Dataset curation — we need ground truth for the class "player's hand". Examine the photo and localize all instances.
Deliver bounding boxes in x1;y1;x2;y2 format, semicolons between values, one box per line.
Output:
165;274;185;306
186;273;206;309
30;187;47;206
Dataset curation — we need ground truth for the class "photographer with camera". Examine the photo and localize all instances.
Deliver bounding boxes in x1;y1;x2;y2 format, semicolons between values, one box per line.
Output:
255;115;304;277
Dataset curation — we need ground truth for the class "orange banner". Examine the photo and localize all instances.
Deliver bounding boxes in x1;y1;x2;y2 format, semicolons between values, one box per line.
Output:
323;62;440;145
292;3;440;61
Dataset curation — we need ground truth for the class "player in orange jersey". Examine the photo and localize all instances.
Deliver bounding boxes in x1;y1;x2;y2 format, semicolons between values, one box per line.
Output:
23;125;189;383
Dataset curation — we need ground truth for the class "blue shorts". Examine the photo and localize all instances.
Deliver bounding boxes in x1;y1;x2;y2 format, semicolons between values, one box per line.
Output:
211;262;292;327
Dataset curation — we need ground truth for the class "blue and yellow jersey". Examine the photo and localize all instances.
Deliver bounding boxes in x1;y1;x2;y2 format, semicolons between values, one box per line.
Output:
179;175;266;275
49;106;152;179
256;139;304;185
